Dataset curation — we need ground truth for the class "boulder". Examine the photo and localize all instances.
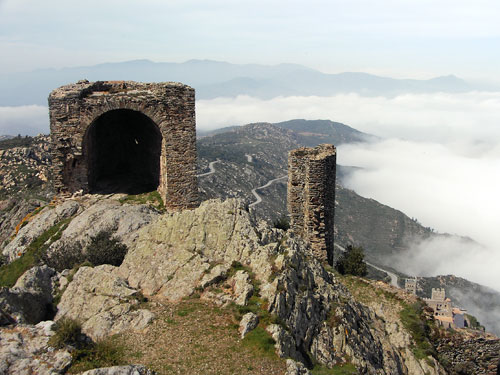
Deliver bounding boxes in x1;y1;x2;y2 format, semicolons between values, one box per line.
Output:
239;312;259;338
2;200;80;261
0;321;72;374
0;265;56;324
285;359;311;375
56;265;154;340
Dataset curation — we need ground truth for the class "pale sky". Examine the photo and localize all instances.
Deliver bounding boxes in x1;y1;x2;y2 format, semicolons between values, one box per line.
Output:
1;0;500;82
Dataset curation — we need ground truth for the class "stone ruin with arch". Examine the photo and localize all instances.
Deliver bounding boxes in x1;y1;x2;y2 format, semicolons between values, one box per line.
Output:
48;80;198;211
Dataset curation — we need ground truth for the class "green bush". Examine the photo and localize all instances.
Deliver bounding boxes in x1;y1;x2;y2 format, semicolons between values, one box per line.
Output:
86;230;128;267
40;242;86;272
335;245;367;276
70;337;125;373
273;216;290;231
48;318;83;349
0;218;70;287
41;230;128;272
399;301;435;359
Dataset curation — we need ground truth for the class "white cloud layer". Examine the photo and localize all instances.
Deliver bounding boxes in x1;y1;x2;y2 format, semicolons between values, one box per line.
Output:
197;92;500;289
0;105;49;136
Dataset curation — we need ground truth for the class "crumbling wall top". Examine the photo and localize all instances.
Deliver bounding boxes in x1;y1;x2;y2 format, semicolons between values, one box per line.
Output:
49;80;194;101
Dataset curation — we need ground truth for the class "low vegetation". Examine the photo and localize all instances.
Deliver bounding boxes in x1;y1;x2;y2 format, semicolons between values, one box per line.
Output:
272;215;290;231
118;190;165;211
399;301;436;359
119;300;286;374
42;229;128;272
335;245;367;277
48;317;126;373
0;217;71;287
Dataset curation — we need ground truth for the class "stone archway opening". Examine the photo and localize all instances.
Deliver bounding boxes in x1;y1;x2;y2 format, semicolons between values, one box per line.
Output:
85;109;162;194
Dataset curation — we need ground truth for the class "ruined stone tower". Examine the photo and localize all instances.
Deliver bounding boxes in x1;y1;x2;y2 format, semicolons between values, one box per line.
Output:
287;144;336;265
48;80;198;210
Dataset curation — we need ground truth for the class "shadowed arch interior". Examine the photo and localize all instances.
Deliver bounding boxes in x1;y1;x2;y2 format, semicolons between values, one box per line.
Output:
85;109;162;194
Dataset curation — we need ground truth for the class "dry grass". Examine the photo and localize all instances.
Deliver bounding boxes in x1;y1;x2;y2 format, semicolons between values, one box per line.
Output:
119;298;286;375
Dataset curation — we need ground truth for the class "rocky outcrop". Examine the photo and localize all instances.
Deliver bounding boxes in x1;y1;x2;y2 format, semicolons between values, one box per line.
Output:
47;198;158;257
55;265;154;340
0;320;72;374
239;312;259;338
0;265;55;324
267;239;445;374
117;199;276;299
2;199;80;261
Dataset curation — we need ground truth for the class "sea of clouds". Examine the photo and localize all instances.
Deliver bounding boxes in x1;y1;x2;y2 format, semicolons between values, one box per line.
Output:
1;91;499;289
197;92;500;290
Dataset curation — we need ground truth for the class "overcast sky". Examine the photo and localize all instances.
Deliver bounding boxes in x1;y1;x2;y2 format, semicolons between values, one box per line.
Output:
1;0;500;82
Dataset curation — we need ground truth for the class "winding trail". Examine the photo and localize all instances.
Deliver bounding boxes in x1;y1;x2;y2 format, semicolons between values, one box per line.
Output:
334;244;399;287
196;160;220;177
248;175;288;208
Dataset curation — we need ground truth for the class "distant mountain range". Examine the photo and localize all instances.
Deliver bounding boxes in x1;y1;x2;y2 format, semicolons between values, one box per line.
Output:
0;59;486;106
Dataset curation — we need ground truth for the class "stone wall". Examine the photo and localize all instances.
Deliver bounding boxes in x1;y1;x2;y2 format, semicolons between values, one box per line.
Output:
48;80;198;210
287;144;336;264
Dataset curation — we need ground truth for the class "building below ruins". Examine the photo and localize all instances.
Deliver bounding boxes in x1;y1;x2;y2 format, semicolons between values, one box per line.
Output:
405;278;417;295
424;288;469;329
48;80;198;211
287;144;336;265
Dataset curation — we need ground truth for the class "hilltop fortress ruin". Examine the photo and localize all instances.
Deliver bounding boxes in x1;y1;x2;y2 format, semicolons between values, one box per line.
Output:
49;80;337;263
48;80;198;210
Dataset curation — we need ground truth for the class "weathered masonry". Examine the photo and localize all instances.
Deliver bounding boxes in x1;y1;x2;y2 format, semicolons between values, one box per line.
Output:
48;80;198;210
287;144;336;265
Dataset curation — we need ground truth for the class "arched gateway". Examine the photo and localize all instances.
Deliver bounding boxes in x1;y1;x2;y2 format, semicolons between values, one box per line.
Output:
49;80;198;210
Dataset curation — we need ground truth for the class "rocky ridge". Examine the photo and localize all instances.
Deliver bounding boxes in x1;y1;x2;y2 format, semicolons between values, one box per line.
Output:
0;197;455;374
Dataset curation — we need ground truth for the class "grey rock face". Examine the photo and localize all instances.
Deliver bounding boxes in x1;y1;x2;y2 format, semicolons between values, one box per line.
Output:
80;365;155;375
56;265;154;340
14;264;55;300
118;199;276;300
239;312;259;338
2;200;80;261
267;239;444;374
285;359;311;375
232;270;254;306
47;198;158;258
0;320;72;374
0;265;56;324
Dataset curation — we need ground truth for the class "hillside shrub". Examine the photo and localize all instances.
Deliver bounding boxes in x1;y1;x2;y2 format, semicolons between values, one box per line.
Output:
41;230;128;272
70;337;126;373
273;215;290;231
86;230;128;267
40;242;86;272
335;245;367;276
48;317;83;349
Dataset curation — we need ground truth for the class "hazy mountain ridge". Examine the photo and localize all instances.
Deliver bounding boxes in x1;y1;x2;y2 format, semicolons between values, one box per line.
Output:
0;59;481;106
